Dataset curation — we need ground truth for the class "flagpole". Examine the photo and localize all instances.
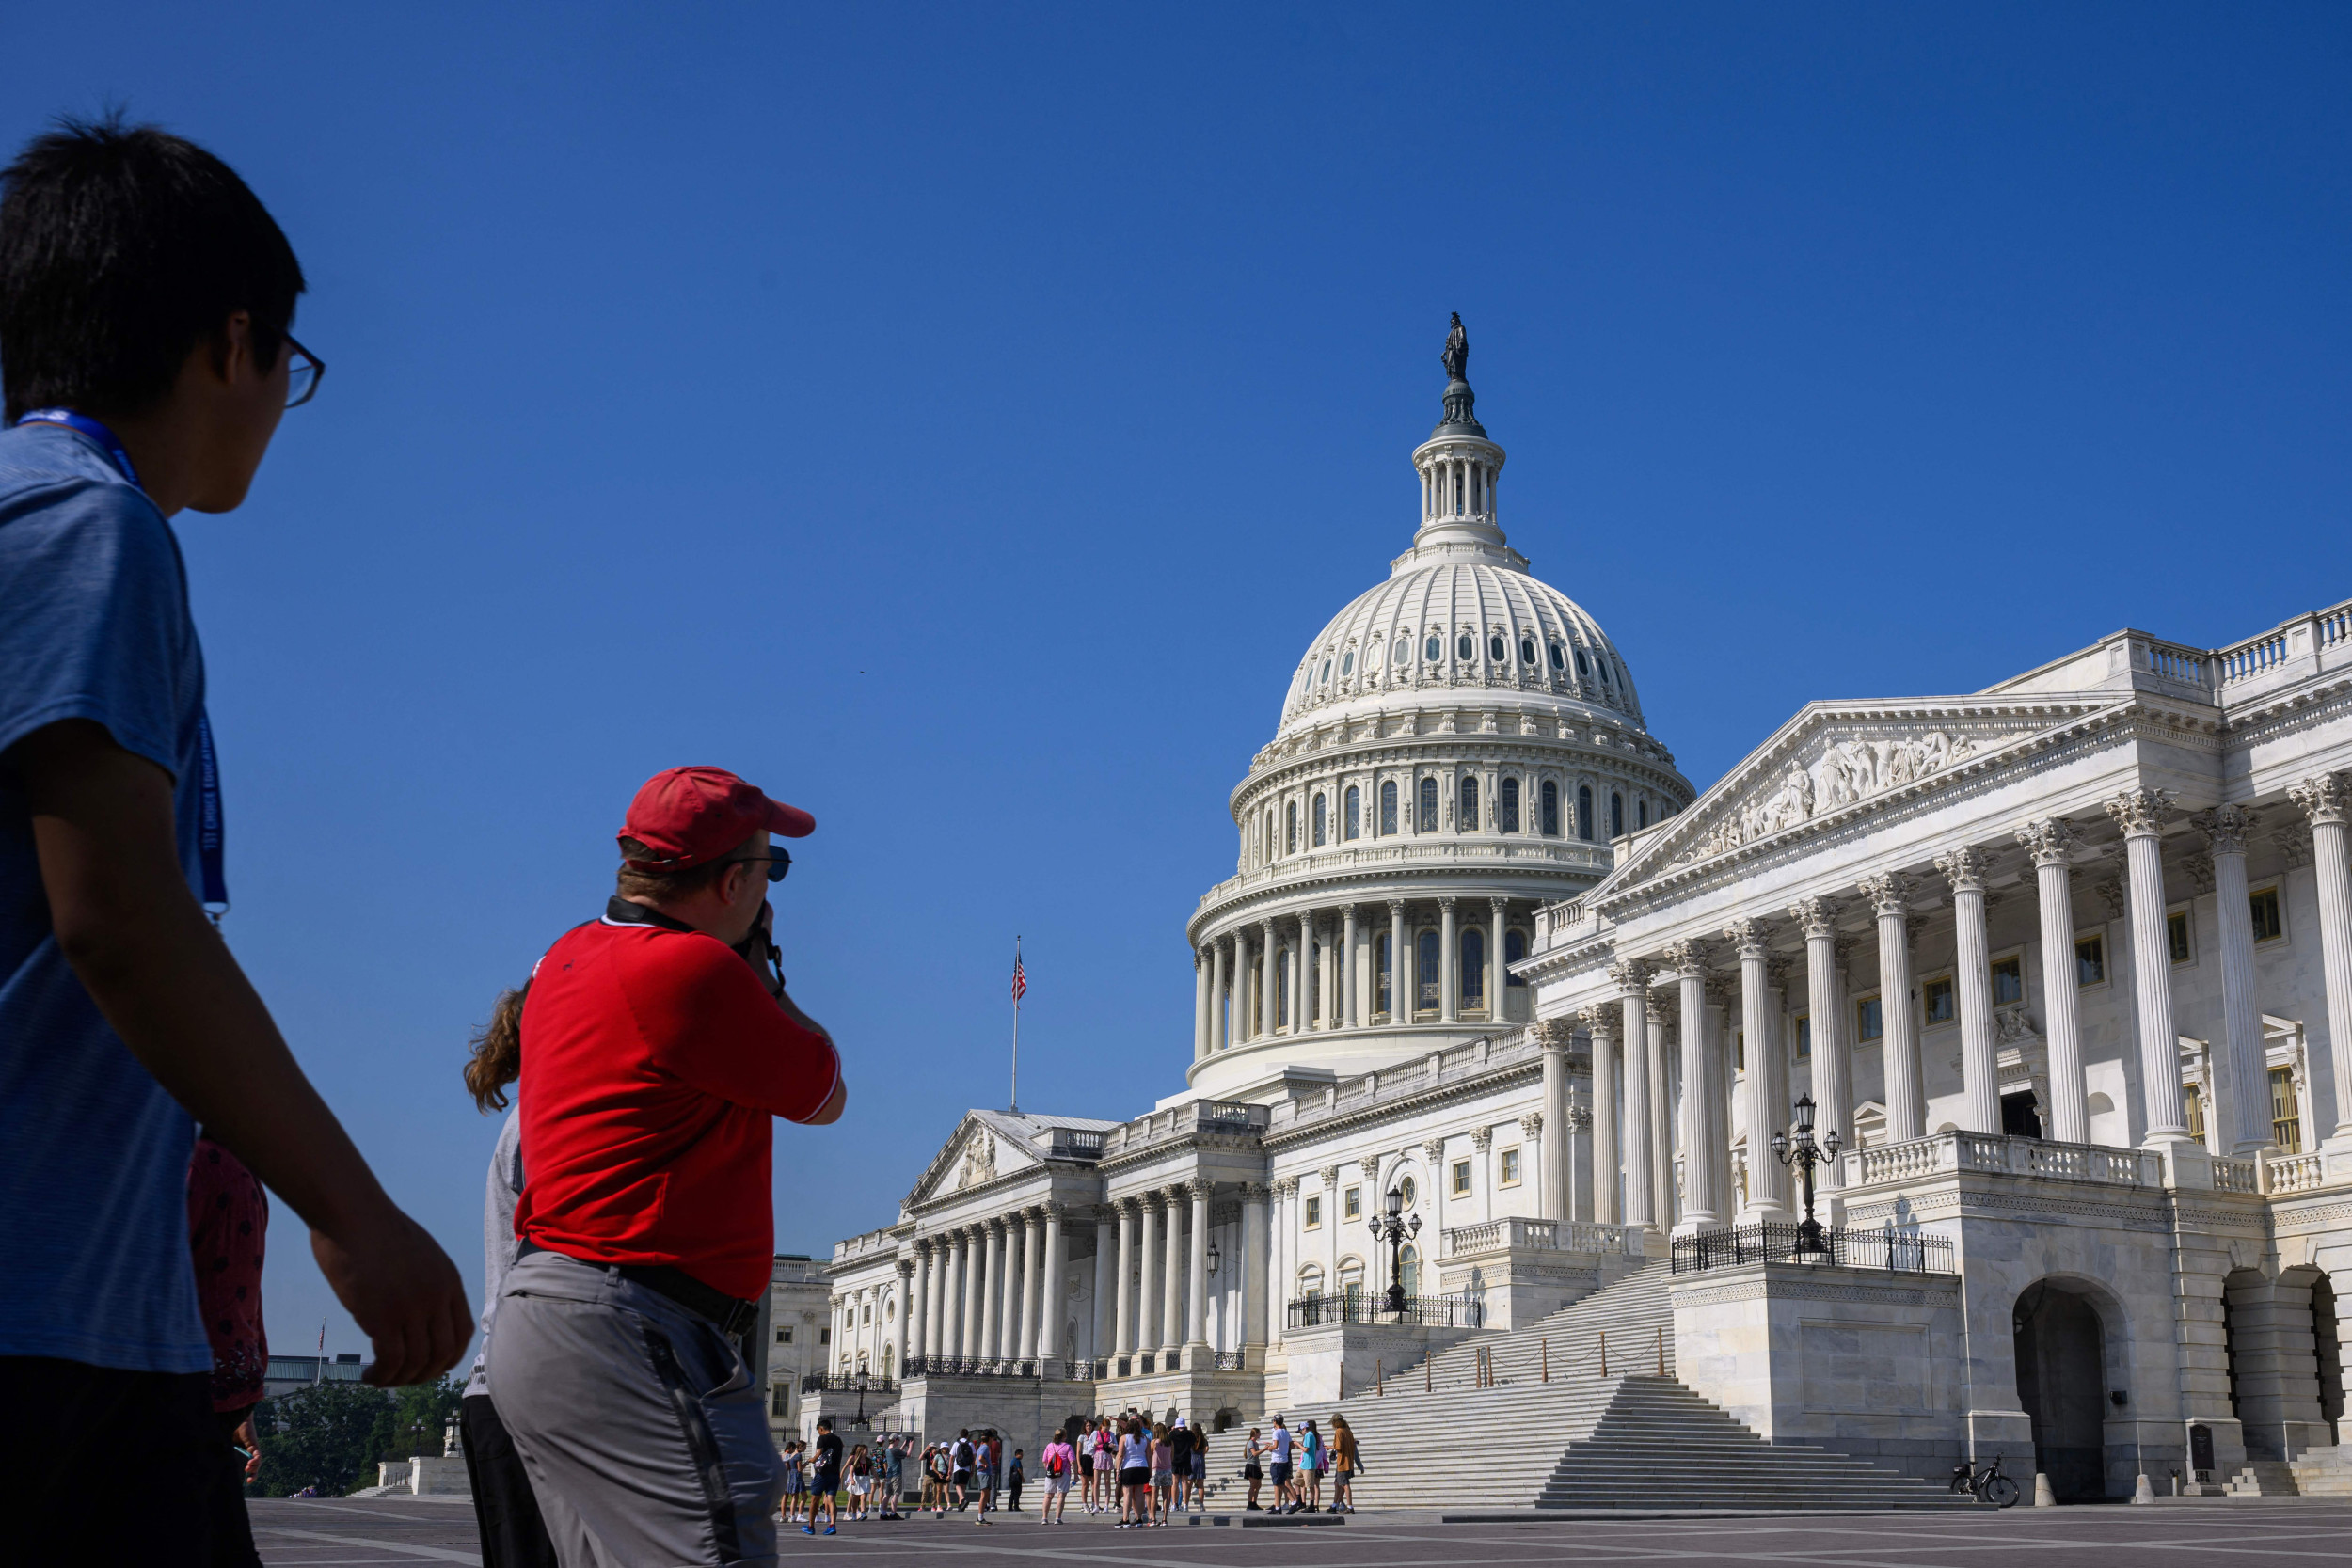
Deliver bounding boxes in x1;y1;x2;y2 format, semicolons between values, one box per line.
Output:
1009;935;1022;1115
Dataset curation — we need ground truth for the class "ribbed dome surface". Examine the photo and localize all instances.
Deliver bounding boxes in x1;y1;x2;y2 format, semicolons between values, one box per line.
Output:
1279;557;1645;735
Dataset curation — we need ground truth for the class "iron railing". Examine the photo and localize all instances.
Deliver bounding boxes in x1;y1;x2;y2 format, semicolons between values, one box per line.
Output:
800;1372;898;1394
1286;1293;1484;1329
1669;1224;1953;1275
899;1356;1034;1379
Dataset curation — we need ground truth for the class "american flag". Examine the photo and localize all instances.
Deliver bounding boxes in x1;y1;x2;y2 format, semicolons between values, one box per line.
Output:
1010;950;1027;1004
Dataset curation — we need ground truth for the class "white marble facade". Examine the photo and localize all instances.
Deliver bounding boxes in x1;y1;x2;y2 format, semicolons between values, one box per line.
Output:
817;350;2352;1499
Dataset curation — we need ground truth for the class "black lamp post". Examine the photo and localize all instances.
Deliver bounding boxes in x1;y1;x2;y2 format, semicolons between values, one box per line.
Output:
1368;1185;1422;1317
1205;1240;1220;1277
1771;1092;1840;1258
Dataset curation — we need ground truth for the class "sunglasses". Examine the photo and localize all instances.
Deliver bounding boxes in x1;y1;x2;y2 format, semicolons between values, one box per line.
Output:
723;851;792;883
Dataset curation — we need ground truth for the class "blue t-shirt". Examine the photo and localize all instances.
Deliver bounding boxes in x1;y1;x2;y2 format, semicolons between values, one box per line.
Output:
0;421;213;1374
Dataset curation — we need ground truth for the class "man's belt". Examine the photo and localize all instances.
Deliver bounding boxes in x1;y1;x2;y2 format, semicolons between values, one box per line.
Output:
517;1241;759;1337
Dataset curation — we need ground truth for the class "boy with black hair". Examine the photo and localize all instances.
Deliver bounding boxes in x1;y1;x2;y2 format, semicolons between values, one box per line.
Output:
0;114;471;1555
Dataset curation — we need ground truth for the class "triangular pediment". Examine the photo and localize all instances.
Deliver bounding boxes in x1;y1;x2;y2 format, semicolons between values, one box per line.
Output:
1605;694;2126;890
901;1108;1120;1210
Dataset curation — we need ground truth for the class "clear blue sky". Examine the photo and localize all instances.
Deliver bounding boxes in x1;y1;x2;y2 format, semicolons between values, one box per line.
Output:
8;4;2347;1366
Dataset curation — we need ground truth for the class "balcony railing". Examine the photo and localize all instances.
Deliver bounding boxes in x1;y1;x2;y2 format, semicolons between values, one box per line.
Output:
1043;1128;1104;1160
1669;1224;1954;1276
2267;1151;2329;1195
1286;1293;1484;1330
1440;1215;1646;1259
1842;1131;2161;1189
801;1372;898;1394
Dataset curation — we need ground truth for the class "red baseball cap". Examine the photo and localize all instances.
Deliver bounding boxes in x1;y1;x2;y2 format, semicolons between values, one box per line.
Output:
618;766;815;870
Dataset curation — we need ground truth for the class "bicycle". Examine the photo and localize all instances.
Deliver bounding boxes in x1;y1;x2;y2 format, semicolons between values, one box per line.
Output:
1949;1454;2022;1508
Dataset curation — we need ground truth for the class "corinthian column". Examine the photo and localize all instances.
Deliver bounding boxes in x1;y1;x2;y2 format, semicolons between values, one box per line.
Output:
1646;988;1674;1225
953;1227;977;1358
1390;901;1410;1025
1091;1207;1115;1361
1860;873;1924;1143
1613;958;1656;1228
1662;942;1720;1230
1137;1195;1163;1352
1113;1201;1136;1354
1161;1185;1186;1350
1726;921;1783;1218
1039;1203;1065;1362
2195;807;2270;1154
1582;1005;1620;1224
2017;818;2089;1144
1210;936;1229;1053
1937;845;2001;1134
1017;1208;1043;1360
1343;905;1361;1028
2106;789;2192;1146
1491;897;1510;1022
1298;909;1316;1032
1260;917;1279;1041
1242;1183;1269;1354
1791;899;1850;1187
1186;1182;1211;1352
2290;774;2352;1154
1440;898;1460;1022
1539;1021;1571;1221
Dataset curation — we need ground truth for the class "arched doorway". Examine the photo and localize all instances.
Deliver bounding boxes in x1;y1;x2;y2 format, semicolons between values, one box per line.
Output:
2014;1281;2109;1499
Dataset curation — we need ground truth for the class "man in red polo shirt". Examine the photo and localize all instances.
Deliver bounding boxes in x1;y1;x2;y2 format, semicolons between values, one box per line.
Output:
489;767;844;1568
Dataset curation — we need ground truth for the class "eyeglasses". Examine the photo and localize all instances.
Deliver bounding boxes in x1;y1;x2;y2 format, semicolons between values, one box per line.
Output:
284;336;326;409
722;851;792;883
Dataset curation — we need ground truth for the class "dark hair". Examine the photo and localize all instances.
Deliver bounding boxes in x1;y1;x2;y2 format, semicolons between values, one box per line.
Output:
0;113;304;421
464;983;530;1113
614;835;732;903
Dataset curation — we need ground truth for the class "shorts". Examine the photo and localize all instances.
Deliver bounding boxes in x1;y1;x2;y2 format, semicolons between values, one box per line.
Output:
1269;1461;1292;1486
1152;1468;1173;1486
1243;1463;1263;1481
952;1469;973;1487
812;1469;839;1494
1189;1454;1206;1481
1079;1454;1095;1476
1120;1465;1149;1488
1046;1477;1071;1495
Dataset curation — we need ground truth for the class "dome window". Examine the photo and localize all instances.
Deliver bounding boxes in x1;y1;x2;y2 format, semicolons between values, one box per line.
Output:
1540;780;1560;836
1319;659;1331;684
1459;775;1479;831
1394;639;1409;666
1488;634;1506;662
1549;641;1565;670
1417;777;1438;832
1575;649;1590;678
1341;650;1354;676
1424;635;1441;662
1501;776;1520;833
1456;633;1474;661
1519;637;1536;665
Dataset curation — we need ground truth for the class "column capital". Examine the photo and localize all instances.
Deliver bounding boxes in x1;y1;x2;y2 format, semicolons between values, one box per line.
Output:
1706;972;1739;1008
1389;897;1407;917
2096;876;2128;919
2193;804;2257;855
2184;851;2217;895
1260;914;1278;935
2103;787;2176;839
896;1257;914;1279
2015;816;2080;865
2275;824;2315;869
1358;1155;1383;1182
1934;844;1994;893
1240;1181;1270;1200
2290;771;2351;826
1833;934;1861;973
1519;1111;1545;1138
1139;1189;1168;1213
1788;896;1838;940
1534;1016;1577;1052
1439;895;1459;913
1470;1126;1494;1151
1658;939;1711;978
1609;957;1655;993
1422;1136;1447;1164
1488;895;1508;916
1723;918;1769;959
1858;871;1911;917
1578;1003;1616;1039
1317;1163;1340;1187
1764;953;1793;990
1271;1175;1298;1196
1565;1104;1593;1132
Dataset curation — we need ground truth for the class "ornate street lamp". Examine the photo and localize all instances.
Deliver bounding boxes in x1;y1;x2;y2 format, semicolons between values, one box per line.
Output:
1367;1184;1422;1317
1205;1240;1220;1277
1771;1092;1840;1259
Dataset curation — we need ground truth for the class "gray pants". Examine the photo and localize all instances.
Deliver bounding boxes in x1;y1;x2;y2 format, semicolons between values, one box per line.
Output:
487;1251;779;1567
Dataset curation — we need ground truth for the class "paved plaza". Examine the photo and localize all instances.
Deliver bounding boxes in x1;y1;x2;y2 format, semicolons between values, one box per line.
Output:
242;1497;2352;1568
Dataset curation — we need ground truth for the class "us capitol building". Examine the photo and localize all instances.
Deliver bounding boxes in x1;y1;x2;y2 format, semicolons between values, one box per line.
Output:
787;323;2352;1504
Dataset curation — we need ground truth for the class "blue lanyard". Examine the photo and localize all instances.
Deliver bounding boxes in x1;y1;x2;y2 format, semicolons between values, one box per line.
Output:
14;409;228;920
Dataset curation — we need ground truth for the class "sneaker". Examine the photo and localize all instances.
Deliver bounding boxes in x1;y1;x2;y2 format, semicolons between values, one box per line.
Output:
800;1526;814;1536
823;1526;836;1535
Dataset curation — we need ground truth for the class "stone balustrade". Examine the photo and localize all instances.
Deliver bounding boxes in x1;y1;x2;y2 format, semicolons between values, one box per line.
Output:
2267;1151;2329;1194
1440;1214;1645;1259
1842;1131;2162;1190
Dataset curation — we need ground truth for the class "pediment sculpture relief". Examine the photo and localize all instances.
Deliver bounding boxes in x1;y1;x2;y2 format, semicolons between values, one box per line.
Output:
955;1130;997;1191
1675;729;1981;866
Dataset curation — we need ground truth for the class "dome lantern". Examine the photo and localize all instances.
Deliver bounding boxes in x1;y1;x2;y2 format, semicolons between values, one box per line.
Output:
1406;313;1512;566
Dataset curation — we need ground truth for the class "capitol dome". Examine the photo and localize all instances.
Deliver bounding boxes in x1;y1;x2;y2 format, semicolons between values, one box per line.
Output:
1183;319;1692;1101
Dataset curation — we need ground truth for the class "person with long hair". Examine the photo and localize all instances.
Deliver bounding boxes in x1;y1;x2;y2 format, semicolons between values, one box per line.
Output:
1115;1418;1151;1528
456;983;559;1568
1330;1415;1359;1513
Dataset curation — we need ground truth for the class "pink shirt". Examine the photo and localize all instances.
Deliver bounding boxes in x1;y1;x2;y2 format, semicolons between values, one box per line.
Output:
1041;1441;1074;1478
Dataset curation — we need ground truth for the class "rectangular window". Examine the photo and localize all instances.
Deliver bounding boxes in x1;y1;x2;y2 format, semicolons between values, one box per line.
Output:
1793;1013;1811;1059
1344;786;1360;841
1991;955;2024;1006
1732;1026;1745;1073
1343;1186;1361;1220
1451;1159;1470;1196
1501;776;1520;833
1381;780;1399;835
2271;1067;2301;1152
819;1327;832;1345
1921;975;1955;1026
1499;1148;1521;1185
2250;885;2283;942
1303;1195;1322;1229
2075;932;2106;987
1856;993;1883;1043
1540;781;1560;837
777;1324;793;1345
2184;1081;2206;1145
2168;908;2193;966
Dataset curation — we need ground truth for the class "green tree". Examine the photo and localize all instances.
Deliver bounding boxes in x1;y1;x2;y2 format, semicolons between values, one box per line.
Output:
251;1381;393;1497
379;1375;465;1465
